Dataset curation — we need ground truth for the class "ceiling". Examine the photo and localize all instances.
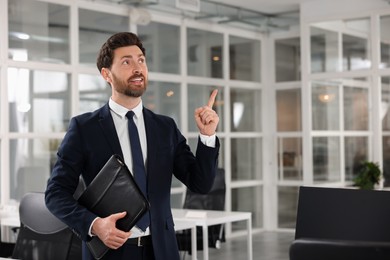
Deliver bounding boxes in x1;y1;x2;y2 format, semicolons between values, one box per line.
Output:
102;0;316;32
211;0;307;14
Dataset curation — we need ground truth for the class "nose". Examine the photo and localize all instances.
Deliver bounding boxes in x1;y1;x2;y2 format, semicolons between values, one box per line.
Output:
132;60;141;74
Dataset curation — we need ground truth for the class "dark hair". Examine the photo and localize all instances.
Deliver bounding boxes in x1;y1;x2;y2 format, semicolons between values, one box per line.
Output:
96;32;146;72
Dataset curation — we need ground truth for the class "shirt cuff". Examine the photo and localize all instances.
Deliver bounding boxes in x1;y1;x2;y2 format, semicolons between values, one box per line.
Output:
88;217;99;237
199;133;216;148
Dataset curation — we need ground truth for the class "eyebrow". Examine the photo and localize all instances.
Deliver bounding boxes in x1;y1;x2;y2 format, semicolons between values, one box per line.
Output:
120;54;145;60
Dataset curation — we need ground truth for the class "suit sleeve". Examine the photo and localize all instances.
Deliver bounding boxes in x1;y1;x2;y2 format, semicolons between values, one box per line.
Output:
173;126;220;194
45;117;97;241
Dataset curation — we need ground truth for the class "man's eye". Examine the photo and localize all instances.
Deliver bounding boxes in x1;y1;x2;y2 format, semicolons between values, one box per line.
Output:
139;58;145;64
123;60;129;65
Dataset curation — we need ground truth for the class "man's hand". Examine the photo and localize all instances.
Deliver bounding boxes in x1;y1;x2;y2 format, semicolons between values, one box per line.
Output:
194;89;219;136
91;212;131;249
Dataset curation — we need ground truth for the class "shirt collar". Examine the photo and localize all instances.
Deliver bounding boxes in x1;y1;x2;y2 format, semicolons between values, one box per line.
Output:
109;98;143;119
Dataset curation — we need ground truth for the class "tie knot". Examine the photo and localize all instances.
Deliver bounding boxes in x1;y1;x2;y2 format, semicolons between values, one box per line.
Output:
126;111;135;120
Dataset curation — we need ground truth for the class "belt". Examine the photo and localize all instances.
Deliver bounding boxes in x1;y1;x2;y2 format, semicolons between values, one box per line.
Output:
126;236;152;247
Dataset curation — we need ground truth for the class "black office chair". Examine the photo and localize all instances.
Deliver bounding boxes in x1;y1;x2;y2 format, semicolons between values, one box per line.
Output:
176;168;226;255
12;192;82;260
0;238;15;257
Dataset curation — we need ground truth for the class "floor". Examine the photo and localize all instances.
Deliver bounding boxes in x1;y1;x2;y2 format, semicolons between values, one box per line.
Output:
179;231;295;260
1;230;295;260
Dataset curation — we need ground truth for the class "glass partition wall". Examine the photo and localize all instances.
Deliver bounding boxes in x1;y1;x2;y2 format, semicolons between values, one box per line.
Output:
381;15;390;188
309;17;371;186
275;11;382;229
274;34;302;229
295;11;386;218
1;0;263;236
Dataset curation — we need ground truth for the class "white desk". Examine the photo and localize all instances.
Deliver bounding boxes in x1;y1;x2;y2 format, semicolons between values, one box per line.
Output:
1;209;199;260
174;219;197;260
1;217;19;227
172;208;253;260
2;208;250;260
0;207;19;243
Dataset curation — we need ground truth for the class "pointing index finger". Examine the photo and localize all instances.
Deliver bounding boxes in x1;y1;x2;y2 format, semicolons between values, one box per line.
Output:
207;89;218;108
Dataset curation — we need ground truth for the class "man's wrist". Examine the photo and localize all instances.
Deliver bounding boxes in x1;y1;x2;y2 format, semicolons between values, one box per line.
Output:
89;217;100;237
199;133;216;147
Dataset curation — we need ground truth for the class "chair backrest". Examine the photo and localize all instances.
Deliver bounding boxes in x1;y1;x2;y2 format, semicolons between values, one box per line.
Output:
15;166;48;201
295;186;390;242
183;168;226;211
12;192;82;260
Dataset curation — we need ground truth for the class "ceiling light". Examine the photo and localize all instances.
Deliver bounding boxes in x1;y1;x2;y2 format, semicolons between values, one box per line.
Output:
176;0;200;12
130;8;151;25
318;93;335;103
9;32;30;40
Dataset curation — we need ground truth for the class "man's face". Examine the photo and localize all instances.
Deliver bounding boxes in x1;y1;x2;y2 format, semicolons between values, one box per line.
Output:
106;45;148;98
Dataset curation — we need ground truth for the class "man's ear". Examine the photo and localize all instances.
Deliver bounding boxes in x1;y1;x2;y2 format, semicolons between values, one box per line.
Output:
101;68;112;84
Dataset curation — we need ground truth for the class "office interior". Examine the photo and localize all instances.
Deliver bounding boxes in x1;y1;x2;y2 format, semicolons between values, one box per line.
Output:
1;0;390;246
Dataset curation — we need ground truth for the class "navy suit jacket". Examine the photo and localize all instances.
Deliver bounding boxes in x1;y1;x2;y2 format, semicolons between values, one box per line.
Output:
45;103;219;260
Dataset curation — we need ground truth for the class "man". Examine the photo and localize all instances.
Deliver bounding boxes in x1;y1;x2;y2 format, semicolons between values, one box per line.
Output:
45;31;220;260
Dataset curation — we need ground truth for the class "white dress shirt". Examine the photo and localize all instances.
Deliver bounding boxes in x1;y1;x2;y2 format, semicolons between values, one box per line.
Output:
109;99;149;238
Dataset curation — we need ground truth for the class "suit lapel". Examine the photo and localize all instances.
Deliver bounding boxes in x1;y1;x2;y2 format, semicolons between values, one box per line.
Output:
98;103;124;159
143;108;158;177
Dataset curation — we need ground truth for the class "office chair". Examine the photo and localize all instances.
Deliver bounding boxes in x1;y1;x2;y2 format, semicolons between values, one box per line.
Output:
12;192;82;260
176;168;226;254
0;239;14;257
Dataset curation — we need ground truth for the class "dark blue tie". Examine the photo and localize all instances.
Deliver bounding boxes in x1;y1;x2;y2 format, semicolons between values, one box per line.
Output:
126;111;150;231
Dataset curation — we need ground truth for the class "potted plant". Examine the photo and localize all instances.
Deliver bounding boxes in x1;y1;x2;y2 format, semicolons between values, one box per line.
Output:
353;161;381;190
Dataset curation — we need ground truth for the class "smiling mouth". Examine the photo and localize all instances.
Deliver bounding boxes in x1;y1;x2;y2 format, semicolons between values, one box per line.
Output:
129;76;144;85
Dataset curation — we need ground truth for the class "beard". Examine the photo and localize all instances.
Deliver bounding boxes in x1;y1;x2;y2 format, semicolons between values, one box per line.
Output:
111;72;147;98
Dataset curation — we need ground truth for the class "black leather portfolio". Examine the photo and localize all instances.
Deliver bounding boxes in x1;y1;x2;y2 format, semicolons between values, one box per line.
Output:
78;154;150;259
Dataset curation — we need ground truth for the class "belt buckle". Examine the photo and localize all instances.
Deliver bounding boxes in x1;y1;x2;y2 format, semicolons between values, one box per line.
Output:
137;236;143;247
